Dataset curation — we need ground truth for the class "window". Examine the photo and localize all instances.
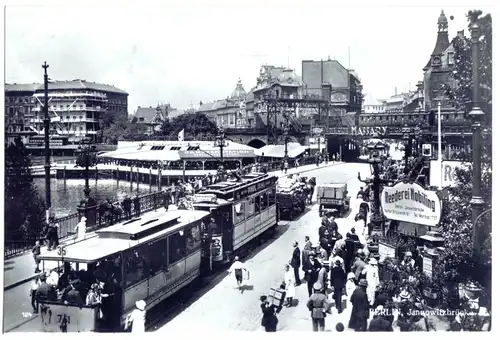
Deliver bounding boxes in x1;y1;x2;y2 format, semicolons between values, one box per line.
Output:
185;222;202;255
234;202;245;224
123;246;150;287
448;52;455;65
385;116;389;120
93;253;123;284
255;196;261;213
168;230;186;264
246;198;255;218
148;238;168;275
261;192;269;210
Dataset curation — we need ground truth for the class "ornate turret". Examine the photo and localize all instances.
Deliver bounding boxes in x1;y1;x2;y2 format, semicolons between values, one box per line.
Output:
423;10;450;71
230;78;246;100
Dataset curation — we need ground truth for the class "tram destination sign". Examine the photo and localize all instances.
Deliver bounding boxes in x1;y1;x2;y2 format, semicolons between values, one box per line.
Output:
327;126;403;136
235;178;274;199
381;182;442;227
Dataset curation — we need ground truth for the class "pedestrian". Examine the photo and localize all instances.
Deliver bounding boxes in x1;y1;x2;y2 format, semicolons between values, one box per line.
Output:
32;240;41;273
330;259;346;314
345;272;357;301
260;295;279;332
317;242;328;261
283;265;295;307
362;258;379;307
348;279;370;332
30;276;40;313
125;300;146;333
368;305;394;331
351;250;367;283
315;260;330;294
350;227;361;242
401;251;415;269
302;252;321;297
290;241;301;286
301;236;313;266
306;282;330;332
122;195;132;219
74;216;87;241
133;194;141;217
227;256;248;292
329;248;345;272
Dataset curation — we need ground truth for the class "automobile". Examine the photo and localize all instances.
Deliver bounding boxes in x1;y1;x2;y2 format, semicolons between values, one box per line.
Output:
317;182;350;217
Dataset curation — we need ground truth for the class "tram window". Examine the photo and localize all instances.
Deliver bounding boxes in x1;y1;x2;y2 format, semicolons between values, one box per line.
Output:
185;222;202;255
246;198;255;218
261;193;269;209
123;247;149;287
94;253;122;284
234;203;245;224
255;196;261;212
269;188;276;204
148;238;168;275
168;231;186;264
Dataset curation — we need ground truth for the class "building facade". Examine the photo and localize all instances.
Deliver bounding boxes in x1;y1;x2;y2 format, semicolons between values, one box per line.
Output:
4;84;39;145
5;80;128;143
133;104;185;135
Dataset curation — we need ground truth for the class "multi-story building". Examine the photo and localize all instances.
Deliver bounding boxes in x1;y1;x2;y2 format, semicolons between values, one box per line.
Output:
302;58;363;114
362;94;386;114
133;104;186;135
6;79;128;143
5;83;39;145
197;78;248;129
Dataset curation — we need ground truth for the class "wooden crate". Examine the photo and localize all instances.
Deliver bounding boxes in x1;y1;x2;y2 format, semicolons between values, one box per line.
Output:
268;287;286;307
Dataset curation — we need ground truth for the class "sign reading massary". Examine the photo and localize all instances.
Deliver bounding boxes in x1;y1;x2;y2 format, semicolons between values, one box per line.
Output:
381;182;442;227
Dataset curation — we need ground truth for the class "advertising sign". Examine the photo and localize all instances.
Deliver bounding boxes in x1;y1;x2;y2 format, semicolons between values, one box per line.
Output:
211;235;224;262
381;182;442;227
193;194;217;203
429;160;470;188
379;243;396;262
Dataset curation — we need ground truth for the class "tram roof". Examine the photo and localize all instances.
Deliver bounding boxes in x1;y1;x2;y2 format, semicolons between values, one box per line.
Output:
200;172;276;194
98;140;257;162
38;210;210;263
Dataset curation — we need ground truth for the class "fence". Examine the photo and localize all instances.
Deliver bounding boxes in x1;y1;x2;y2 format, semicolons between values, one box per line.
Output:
4;156;321;259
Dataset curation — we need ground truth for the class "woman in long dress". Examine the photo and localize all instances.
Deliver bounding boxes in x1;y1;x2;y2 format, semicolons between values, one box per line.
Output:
283;264;295;307
74;217;87;241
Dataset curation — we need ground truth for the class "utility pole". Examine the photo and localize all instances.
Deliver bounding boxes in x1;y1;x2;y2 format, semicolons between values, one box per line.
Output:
42;61;51;222
469;21;485;260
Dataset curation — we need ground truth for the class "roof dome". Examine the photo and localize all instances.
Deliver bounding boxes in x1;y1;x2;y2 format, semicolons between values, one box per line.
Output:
438;10;448;24
230;78;246;100
278;68;301;86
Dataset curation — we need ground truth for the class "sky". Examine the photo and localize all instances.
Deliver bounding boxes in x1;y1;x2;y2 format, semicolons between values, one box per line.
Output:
4;0;494;113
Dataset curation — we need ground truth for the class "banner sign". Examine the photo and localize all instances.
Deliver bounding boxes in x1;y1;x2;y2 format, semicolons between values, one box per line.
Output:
429;160;470;188
193;194;217;203
211;235;224;262
381;182;442;227
180;149;256;159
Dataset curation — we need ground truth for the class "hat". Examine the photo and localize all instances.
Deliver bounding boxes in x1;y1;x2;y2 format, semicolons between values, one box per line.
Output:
405;251;412;257
135;300;146;310
369;258;378;265
259;295;267;302
313;282;322;291
357;249;364;255
358;279;368;287
293;241;298;247
347;272;355;280
400;290;411;300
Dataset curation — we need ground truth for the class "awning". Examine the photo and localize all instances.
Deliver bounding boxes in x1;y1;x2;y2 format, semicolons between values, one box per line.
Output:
98;150;181;162
257;143;306;158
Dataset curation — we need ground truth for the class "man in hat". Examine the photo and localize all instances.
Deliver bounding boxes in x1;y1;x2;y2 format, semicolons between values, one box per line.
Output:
351;250;367;283
330;259;346;314
125;300;146;332
368;305;394;331
301;236;313;267
290;241;302;286
306;282;330;332
228;256;248;292
348;279;370;331
302;252;321;297
329;248;345;272
362;257;380;307
260;295;279;332
401;251;415;269
316;260;330;294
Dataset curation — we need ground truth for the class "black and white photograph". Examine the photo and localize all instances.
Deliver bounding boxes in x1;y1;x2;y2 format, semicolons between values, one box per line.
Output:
2;0;493;333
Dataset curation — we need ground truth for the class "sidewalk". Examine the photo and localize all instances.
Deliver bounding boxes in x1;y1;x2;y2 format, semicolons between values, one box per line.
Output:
3;161;341;292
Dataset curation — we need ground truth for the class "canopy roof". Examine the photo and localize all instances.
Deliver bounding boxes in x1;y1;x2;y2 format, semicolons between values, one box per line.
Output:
99;140;256;162
257;143;306;158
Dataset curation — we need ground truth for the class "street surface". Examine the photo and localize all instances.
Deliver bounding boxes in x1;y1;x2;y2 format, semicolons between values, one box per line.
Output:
157;162;372;332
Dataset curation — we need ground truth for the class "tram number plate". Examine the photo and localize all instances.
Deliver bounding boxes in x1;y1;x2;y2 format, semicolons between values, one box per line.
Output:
57;314;71;324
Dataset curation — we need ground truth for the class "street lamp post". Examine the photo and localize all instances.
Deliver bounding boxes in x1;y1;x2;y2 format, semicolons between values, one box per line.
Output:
42;62;52;222
402;124;411;168
469;21;486;260
358;142;388;233
76;137;98;226
215;127;227;175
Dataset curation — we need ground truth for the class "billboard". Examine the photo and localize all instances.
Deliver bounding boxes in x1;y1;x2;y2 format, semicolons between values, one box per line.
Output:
381;182;442;227
429;160;470;188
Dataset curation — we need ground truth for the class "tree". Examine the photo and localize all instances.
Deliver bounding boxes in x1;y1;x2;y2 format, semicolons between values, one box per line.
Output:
5;138;46;242
156;112;217;141
433;10;492;311
101;115;148;144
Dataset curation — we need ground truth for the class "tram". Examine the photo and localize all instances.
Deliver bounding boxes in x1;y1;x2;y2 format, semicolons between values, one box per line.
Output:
191;172;279;263
36;209;209;332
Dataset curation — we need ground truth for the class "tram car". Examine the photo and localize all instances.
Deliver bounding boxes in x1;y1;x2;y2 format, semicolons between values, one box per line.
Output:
191;172;279;262
36;209;210;332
